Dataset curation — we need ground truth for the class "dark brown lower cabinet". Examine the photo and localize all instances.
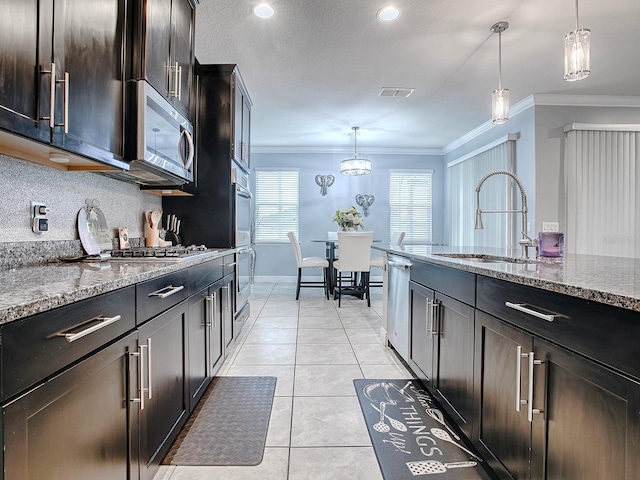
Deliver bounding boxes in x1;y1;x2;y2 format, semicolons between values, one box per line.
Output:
137;302;188;480
2;331;139;480
474;310;640;480
409;281;475;436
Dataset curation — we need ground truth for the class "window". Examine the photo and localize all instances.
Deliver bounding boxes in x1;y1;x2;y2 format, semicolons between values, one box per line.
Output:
447;135;517;248
389;170;433;243
254;169;299;243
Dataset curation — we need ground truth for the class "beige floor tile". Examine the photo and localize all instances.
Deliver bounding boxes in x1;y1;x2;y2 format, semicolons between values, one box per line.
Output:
166;448;289;480
254;316;299;329
294;364;363;396
288;447;383;480
244;328;298;344
233;344;297;365
290;397;371;447
340;317;380;329
296;343;358;365
360;363;416;379
352;344;403;365
266;397;293;447
297;316;343;328
297;328;349;344
345;327;386;345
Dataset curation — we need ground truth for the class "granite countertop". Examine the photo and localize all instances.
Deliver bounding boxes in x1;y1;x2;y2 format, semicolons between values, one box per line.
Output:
374;244;640;313
0;249;234;325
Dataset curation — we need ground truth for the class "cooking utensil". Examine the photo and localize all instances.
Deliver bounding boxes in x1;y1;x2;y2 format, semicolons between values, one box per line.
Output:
406;460;477;476
430;428;483;461
425;408;460;440
370;403;407;432
363;382;381;402
372;402;390;433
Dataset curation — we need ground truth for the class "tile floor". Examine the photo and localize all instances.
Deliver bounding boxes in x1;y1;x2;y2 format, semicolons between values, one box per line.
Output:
154;281;415;480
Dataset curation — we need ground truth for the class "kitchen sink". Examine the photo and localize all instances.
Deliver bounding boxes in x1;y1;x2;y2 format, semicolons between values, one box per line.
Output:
433;253;540;264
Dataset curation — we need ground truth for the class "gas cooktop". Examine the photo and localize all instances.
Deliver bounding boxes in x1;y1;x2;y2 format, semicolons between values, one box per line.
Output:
108;245;217;262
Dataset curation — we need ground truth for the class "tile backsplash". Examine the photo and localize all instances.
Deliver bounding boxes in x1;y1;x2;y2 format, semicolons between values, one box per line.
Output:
0;154;162;245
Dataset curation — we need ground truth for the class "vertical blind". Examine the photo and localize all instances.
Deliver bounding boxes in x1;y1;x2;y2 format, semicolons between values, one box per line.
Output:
389;170;432;243
564;125;640;257
254;169;299;243
448;136;516;248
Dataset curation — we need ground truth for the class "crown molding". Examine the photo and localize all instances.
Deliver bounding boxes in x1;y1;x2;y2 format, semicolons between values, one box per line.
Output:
251;145;442;156
532;94;640;107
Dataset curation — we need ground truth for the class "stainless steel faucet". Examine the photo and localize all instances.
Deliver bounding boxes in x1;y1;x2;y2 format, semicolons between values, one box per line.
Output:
474;170;538;258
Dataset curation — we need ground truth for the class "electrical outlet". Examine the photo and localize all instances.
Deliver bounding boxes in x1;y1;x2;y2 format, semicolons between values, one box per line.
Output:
542;222;559;232
31;201;49;234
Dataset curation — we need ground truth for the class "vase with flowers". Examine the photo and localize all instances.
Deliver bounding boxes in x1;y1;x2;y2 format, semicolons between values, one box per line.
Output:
333;206;364;231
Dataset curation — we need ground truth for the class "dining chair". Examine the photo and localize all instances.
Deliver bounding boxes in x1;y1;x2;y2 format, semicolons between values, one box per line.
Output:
332;231;374;307
287;232;329;300
370;231;405;269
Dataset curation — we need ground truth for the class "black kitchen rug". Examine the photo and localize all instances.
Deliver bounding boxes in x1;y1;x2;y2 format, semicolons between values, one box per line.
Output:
354;379;487;479
164;376;276;466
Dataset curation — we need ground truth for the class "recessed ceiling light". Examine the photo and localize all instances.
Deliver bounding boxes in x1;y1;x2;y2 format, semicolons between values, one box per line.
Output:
377;6;400;22
253;3;274;19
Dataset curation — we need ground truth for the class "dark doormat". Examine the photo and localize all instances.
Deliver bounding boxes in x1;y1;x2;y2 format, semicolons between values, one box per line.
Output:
164;376;277;466
354;379;488;479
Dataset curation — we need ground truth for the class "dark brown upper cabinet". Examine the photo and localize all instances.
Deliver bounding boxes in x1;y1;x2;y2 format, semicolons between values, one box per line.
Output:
0;0;129;169
130;0;196;120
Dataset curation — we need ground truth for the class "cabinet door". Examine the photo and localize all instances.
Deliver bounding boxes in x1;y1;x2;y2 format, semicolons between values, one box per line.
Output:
138;302;188;480
222;279;234;348
434;292;474;434
409;282;435;383
0;0;50;142
3;332;138;480
144;0;172;95
473;310;533;480
240;93;251;169
208;282;224;376
531;338;640;480
187;287;210;412
51;0;125;161
169;0;194;117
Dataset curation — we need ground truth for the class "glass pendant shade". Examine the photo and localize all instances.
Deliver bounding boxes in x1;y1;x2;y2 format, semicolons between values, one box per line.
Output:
341;126;371;176
340;157;372;176
564;28;591;81
492;88;510;125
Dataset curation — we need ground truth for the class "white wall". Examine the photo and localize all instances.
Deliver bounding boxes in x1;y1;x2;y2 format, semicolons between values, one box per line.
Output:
0;154;162;243
251;152;445;278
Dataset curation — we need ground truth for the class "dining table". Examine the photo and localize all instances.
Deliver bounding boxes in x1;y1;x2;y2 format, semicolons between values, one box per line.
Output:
309;238;381;295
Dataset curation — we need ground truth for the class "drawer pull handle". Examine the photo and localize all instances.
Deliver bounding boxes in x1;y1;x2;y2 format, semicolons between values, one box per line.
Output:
149;285;184;298
225;262;237;267
58;315;121;342
505;302;556;322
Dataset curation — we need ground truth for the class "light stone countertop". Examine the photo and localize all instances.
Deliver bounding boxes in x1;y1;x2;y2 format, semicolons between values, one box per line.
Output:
0;250;234;325
374;245;640;313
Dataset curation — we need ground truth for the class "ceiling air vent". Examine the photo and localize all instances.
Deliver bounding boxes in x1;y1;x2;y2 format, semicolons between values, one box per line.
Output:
378;87;415;98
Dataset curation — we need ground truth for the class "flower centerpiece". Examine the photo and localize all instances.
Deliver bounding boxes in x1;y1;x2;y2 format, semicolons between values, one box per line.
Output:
333;206;364;231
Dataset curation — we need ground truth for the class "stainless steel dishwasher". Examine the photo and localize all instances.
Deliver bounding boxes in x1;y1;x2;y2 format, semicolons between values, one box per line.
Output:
385;254;412;362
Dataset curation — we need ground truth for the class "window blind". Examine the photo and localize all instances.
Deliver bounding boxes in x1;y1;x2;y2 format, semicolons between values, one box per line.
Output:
389;170;433;243
564;126;640;257
448;137;516;248
254;170;299;243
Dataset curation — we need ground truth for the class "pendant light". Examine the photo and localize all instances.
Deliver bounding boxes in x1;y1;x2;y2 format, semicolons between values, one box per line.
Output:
564;0;591;81
340;127;371;176
490;22;509;125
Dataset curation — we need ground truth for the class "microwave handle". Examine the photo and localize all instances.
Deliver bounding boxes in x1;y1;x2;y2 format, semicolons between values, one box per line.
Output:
179;129;194;170
236;183;252;199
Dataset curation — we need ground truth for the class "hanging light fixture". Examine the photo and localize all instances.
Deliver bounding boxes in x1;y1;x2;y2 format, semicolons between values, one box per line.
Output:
564;0;591;81
340;127;371;176
490;21;509;125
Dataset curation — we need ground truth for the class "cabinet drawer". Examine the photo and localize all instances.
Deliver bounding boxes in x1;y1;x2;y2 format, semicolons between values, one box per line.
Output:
137;269;189;324
188;257;223;294
411;260;476;306
1;286;135;402
476;275;640;381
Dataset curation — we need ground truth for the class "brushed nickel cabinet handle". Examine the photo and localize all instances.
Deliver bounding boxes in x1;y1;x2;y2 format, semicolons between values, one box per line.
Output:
505;302;556;322
515;345;528;412
148;285;184;298
527;351;543;422
146;338;152;399
58;315;121;342
40;63;56;127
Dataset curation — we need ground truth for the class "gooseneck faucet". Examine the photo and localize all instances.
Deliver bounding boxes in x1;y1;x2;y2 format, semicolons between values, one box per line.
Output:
474;170;538;258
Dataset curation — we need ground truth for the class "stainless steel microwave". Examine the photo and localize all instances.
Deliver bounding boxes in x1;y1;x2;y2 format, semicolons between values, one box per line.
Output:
103;81;194;186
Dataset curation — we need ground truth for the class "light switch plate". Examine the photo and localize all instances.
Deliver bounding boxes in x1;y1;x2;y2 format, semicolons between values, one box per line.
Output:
542;222;559;232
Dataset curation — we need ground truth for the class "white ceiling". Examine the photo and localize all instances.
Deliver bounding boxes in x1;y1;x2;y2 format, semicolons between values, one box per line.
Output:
195;0;640;153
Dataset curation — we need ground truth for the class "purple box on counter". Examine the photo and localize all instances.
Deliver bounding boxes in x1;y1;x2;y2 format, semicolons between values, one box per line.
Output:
538;232;564;258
